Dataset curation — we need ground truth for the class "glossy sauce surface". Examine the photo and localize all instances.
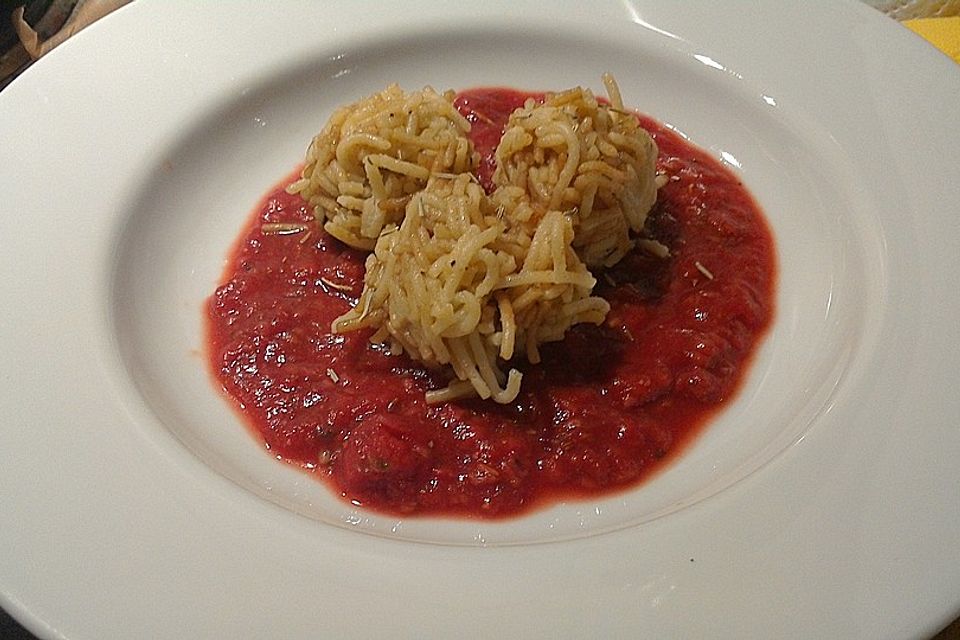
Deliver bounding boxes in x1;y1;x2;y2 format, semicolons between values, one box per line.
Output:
206;88;776;518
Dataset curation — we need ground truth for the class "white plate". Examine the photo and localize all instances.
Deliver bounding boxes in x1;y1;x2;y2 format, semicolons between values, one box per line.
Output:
2;1;959;638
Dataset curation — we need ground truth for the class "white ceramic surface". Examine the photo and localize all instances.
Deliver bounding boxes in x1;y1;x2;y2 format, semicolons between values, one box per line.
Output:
1;1;958;638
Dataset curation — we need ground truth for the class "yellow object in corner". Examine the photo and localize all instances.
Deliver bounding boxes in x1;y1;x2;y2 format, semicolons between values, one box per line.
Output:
903;17;960;63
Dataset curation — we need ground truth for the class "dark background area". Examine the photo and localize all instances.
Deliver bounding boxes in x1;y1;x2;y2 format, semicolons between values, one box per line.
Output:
0;0;53;51
2;607;37;639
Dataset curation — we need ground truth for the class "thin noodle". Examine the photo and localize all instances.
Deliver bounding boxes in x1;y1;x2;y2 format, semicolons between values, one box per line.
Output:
297;77;661;403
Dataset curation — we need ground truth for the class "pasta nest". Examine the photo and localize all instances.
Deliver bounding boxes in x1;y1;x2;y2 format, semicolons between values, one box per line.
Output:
494;86;659;268
333;176;608;404
289;84;477;250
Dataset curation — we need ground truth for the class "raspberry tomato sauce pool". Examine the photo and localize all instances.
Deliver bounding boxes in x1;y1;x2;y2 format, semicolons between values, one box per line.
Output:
206;88;776;519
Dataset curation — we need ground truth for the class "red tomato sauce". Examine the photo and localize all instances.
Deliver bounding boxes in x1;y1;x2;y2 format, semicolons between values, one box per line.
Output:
206;88;776;518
